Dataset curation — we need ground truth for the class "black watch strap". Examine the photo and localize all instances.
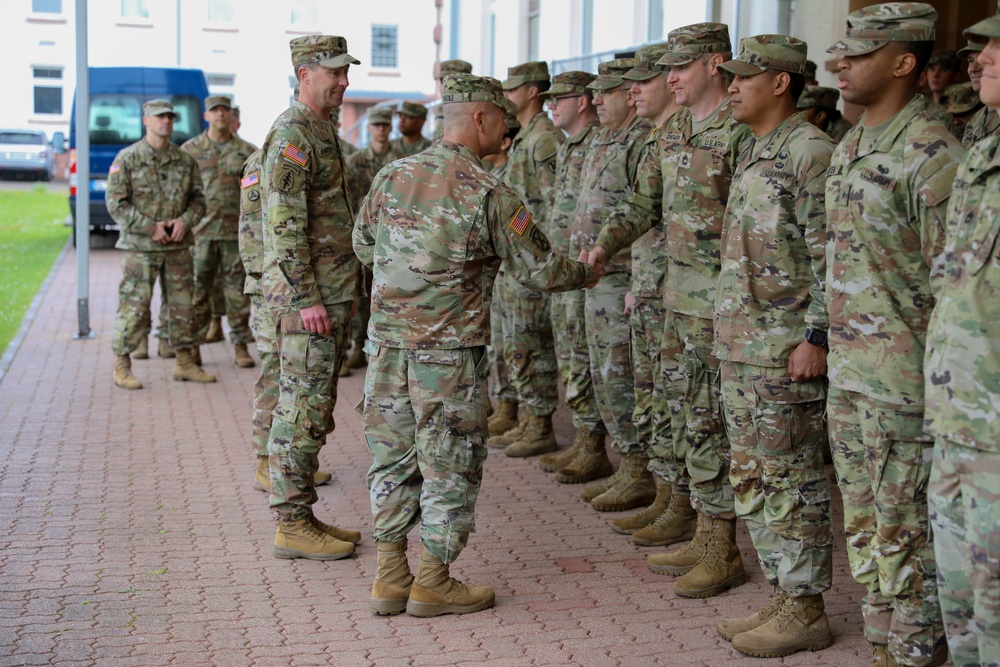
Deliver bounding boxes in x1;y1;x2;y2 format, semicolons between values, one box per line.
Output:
805;328;828;348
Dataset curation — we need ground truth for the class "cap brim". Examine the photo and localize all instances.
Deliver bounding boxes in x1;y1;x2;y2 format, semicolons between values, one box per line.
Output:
208;104;231;110
957;44;983;58
965;16;1000;41
718;60;766;77
826;38;888;57
623;68;662;81
318;53;361;68
587;78;626;92
540;84;586;98
502;76;531;90
147;109;177;118
496;97;518;113
656;53;697;67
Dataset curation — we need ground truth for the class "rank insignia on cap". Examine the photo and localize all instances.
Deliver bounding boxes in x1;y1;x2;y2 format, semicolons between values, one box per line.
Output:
282;143;309;167
241;172;260;188
509;206;531;235
109;163;120;175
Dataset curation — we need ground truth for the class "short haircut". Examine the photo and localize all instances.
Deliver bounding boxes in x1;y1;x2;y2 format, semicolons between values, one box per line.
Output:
898;41;935;77
787;72;806;102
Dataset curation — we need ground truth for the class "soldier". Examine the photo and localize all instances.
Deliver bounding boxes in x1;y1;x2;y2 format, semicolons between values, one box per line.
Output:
798;85;854;143
804;59;819;85
959;36;999;147
481;113;519;178
924;49;960;106
355;73;599;617
488;61;566;456
589;23;753;599
433;59;473;141
711;35;835;658
824;4;964;665
926;13;1000;667
943;82;983;140
330;106;359;158
391;101;431;157
259;35;364;561
229;105;242;136
107;99;216;389
180;95;258;368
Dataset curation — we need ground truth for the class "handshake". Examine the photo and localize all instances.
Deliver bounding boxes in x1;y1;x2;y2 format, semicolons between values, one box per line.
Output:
577;246;608;289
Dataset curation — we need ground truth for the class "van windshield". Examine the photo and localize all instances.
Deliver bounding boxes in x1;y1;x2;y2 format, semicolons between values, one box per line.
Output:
89;95;203;146
0;132;45;145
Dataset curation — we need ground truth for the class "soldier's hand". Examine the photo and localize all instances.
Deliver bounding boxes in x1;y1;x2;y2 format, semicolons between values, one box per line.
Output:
788;340;827;383
624;292;634;316
579;250;605;288
300;304;331;336
587;246;608;268
168;219;186;243
152;222;170;245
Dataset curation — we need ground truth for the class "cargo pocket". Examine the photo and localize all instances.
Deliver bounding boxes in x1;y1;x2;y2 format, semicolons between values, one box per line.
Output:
751;375;826;456
434;397;487;474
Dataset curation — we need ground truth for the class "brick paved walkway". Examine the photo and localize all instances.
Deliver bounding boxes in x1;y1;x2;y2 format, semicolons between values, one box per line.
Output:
0;245;896;666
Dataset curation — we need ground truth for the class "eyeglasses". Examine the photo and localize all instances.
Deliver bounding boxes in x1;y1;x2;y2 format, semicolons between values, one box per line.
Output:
545;95;582;108
591;87;626;99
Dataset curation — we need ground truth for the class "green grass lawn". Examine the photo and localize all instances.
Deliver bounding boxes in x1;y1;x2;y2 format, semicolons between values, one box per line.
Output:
0;186;70;354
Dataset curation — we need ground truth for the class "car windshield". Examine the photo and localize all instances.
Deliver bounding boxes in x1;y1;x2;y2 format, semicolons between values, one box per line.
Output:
0;132;45;145
89;95;203;146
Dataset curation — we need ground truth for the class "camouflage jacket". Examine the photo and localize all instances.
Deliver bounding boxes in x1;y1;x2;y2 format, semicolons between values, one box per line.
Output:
925;134;1000;450
569;115;652;275
260;101;360;312
107;139;206;252
549;120;602;256
503;111;564;235
390;135;432;158
825;94;964;405
237;149;264;296
179;131;257;241
354;141;595;350
714;113;833;366
347;142;399;212
827;116;853;144
962;106;1000;149
432;106;444;142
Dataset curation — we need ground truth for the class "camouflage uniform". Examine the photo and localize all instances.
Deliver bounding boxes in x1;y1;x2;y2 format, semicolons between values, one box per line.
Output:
962;106;1000;148
180;110;257;346
260;38;361;523
107;113;206;356
826;116;854;144
353;78;595;562
797;86;854;144
433;60;473;142
825;7;965;661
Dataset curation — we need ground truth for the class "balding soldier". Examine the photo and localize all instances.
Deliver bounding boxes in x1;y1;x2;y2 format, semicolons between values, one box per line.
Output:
259;35;364;561
355;74;599;617
433;59;473;141
392;102;431;157
824;4;964;665
958;36;999;147
798;86;853;143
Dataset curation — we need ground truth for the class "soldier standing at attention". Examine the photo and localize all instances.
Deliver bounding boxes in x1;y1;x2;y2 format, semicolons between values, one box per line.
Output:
824;4;964;665
107;100;215;389
481;113;519;178
355;74;599;617
181;95;258;369
926;11;1000;667
798;86;854;143
711;35;836;658
391;101;431;157
433;59;473;141
958;35;999;147
259;35;363;561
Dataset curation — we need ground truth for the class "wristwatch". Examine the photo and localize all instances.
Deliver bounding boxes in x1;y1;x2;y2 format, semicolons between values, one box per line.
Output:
805;328;828;348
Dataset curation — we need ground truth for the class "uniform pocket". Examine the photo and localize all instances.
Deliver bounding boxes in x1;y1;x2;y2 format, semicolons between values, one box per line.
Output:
751;375;826;456
434;397;487;474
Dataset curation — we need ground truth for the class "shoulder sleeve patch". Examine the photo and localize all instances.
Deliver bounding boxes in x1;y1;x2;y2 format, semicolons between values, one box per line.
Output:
918;165;957;209
271;163;305;195
241;172;260;189
509;206;532;235
109;163;120;175
282;143;309;167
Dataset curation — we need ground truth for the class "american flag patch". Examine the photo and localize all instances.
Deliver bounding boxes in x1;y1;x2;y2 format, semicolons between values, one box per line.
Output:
508;206;531;235
240;172;259;188
109;163;120;175
282;143;309;167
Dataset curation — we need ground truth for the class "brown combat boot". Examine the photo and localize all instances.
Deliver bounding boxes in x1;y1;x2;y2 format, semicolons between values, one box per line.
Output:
310;515;362;545
647;512;706;576
173;349;217;383
253;456;332;491
717;585;788;641
504;412;558;457
487;400;518;437
346;340;367;369
611;478;672;535
871;644;900;667
590;454;657;512
272;518;355;561
556;431;614;486
157;338;175;358
370;541;413;615
113;354;143;390
488;416;527;449
234;343;255;368
578;457;621;499
631;487;697;546
134;337;149;359
731;593;832;657
406;548;495;617
673;516;746;598
205;317;225;343
539;429;586;473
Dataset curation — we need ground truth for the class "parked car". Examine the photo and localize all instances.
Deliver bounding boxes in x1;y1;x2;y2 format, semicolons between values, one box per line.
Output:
0;129;55;181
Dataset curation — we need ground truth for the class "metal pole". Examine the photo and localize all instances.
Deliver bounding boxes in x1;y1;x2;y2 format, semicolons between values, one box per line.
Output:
74;0;92;340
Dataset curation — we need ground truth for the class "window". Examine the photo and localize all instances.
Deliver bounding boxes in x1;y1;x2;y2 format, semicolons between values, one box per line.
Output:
121;0;148;19
32;0;62;13
371;25;398;69
32;66;63;115
528;0;541;61
206;73;235;87
207;0;234;23
289;0;316;26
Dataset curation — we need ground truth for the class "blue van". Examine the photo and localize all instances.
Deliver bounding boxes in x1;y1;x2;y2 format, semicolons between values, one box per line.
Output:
69;67;209;244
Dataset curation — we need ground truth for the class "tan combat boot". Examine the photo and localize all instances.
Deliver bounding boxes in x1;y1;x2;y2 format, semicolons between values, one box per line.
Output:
173;349;217;383
346;340;367;369
590;453;657;512
717;585;788;640
539;429;585;473
673;516;746;598
405;548;495;617
134;337;149;359
647;512;706;576
556;431;614;486
253;456;332;491
157;338;175;358
205;317;225;343
631;487;697;546
731;593;832;657
234;343;255;368
611;478;672;535
487;400;518;437
370;541;413;615
113;354;143;390
487;416;527;449
338;359;351;377
191;345;203;366
577;458;621;499
272;518;355;560
871;644;900;667
310;515;362;545
504;412;558;458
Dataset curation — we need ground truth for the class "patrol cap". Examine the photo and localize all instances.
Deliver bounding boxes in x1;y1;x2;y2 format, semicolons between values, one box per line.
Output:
231;105;241;118
928;49;960;70
719;34;808;77
944;82;981;114
437;59;472;80
828;3;937;57
624;43;671;81
957;40;985;59
143;99;177;118
367;107;393;125
656;23;732;67
503;113;521;131
587;59;636;92
797;85;840;110
539;71;597;98
804;60;818;80
205;95;231;111
442;73;518;113
290;35;361;69
397;101;428;118
964;7;1000;42
502;61;551;90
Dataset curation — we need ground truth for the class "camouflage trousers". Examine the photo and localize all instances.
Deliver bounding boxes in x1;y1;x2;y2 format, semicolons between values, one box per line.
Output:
497;271;558;416
828;387;946;666
928;437;1000;667
267;303;352;522
350;267;373;344
488;275;515;403
630;295;667;458
211;279;225;318
362;344;488;564
551;290;603;434
112;249;196;355
649;307;688;487
722;361;833;596
192;239;251;344
249;293;277;458
585;272;638;454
